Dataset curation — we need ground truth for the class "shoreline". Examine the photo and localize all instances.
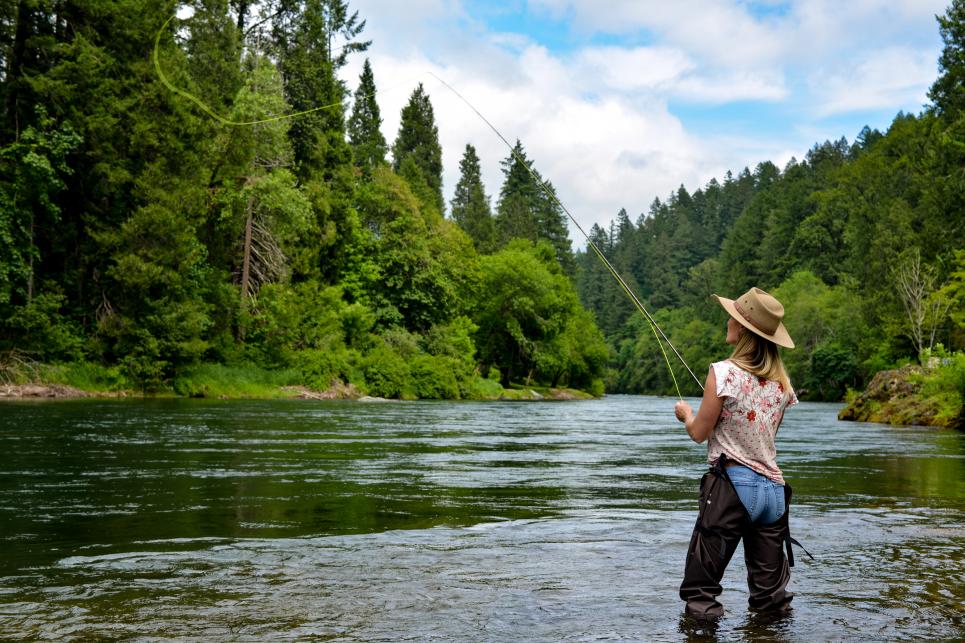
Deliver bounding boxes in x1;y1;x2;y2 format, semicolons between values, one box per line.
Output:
0;382;594;402
838;364;964;430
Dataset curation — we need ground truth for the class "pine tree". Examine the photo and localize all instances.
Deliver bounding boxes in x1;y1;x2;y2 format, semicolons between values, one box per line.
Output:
392;83;444;214
495;140;572;269
348;58;387;174
929;0;965;117
496;140;539;244
450;144;495;252
273;0;368;180
534;179;574;272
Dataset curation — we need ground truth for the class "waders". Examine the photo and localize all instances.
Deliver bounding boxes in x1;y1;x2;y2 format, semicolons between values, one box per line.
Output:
679;455;807;619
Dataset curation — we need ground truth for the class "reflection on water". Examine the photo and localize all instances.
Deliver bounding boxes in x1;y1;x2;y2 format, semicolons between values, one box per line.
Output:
0;397;962;640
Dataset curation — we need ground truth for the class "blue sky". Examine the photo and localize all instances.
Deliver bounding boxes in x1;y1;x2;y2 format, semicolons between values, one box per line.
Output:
341;0;948;236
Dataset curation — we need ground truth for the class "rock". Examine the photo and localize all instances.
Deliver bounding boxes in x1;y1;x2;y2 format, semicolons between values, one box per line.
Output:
838;364;946;428
0;384;89;398
357;395;392;403
283;382;361;400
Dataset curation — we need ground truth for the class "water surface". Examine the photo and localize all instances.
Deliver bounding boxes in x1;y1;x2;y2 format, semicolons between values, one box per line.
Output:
0;396;962;640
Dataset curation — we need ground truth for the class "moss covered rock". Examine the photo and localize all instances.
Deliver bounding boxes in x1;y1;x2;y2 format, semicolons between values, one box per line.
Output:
838;365;959;428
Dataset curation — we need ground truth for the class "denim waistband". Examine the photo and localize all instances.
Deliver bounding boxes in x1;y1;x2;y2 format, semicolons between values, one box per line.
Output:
726;464;771;482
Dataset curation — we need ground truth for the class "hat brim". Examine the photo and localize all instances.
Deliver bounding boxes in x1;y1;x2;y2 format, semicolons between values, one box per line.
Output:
712;294;795;349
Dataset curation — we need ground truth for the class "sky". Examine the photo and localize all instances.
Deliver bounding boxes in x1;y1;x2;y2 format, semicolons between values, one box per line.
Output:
337;0;949;242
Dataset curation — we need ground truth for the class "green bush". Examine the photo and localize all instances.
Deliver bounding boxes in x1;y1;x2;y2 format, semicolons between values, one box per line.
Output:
51;361;129;391
293;347;357;391
2;291;85;361
463;375;505;399
920;350;965;427
409;354;461;399
359;341;411;398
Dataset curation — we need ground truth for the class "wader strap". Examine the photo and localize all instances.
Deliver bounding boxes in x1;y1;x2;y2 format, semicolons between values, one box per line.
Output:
786;535;814;567
714;454;815;566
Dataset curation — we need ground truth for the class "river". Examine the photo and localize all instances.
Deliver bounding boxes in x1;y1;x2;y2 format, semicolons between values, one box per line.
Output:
0;396;962;640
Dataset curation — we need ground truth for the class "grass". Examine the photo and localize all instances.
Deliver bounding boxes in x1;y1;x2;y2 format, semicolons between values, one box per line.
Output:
171;363;303;399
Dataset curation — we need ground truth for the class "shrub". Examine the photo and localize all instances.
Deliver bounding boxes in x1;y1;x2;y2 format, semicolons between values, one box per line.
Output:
806;343;858;401
410;354;461;399
359;342;411;398
293;347;357;391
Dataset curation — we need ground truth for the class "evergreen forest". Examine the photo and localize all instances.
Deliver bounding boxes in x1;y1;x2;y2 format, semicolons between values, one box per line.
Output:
0;0;963;404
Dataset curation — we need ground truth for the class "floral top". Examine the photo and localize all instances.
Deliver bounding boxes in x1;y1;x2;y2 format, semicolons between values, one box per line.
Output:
707;360;798;484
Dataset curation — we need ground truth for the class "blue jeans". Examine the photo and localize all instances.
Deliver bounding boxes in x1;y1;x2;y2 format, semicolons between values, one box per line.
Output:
726;465;785;525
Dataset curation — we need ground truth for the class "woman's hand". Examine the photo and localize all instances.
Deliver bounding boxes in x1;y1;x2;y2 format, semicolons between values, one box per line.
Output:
674;401;693;423
676;366;725;444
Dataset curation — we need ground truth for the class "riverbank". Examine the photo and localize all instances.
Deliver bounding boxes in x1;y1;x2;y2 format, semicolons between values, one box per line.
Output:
838;360;965;430
0;361;596;402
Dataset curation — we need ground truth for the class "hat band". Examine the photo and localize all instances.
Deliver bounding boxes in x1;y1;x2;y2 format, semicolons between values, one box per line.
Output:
734;300;777;334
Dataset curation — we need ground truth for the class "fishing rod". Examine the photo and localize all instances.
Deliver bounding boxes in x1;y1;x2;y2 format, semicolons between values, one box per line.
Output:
153;16;704;398
425;74;703;398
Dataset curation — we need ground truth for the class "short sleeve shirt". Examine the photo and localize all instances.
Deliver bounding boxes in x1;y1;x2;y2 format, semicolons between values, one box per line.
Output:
707;360;798;484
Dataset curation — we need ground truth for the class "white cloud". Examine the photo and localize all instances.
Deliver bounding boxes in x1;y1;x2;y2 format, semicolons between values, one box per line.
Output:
338;0;946;240
573;46;695;92
810;47;936;116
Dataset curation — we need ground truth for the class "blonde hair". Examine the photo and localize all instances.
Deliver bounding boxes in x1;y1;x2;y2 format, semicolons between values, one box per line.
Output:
728;327;792;394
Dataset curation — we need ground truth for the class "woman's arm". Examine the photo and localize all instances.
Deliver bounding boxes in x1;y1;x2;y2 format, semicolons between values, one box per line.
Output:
674;366;724;444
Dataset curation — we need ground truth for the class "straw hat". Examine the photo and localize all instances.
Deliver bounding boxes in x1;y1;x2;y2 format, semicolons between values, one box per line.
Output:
712;287;794;349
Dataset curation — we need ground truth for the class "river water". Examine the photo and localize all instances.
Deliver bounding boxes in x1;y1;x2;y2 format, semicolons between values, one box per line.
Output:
0;396;962;640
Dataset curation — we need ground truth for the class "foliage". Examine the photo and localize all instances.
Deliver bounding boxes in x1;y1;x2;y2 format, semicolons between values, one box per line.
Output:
0;109;81;305
450;144;496;253
1;0;961;406
391;83;444;214
348;58;387;174
919;349;965;426
474;240;606;388
495;140;574;271
172;362;301;398
929;0;965;117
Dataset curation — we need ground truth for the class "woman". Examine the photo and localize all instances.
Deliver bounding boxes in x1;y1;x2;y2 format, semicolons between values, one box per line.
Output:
673;286;800;619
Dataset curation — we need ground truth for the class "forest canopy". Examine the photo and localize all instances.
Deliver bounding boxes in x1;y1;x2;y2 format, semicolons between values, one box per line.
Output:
0;0;962;401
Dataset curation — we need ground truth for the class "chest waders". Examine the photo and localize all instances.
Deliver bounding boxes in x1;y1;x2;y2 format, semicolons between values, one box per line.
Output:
679;455;812;619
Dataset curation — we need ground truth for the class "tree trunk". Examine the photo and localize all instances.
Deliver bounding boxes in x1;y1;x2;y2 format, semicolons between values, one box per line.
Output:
238;193;255;341
5;0;32;141
26;213;33;303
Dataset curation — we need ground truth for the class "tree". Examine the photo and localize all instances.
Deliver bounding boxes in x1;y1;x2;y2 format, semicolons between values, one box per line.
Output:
893;250;953;358
216;56;312;340
450;144;495;252
355;166;478;332
474;239;603;387
273;0;368;181
392;83;444;214
0;108;80;305
929;0;965;117
494;139;573;269
348;58;387;174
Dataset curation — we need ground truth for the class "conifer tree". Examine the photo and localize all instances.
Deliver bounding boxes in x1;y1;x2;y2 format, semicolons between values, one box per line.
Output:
534;179;574;272
273;0;368;180
450;144;495;252
495;140;572;269
496;140;539;244
929;0;965;117
348;58;387;174
392;83;444;214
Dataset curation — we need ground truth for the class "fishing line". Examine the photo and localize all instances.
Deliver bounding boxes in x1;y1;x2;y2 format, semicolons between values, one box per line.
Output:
154;15;417;126
153;16;704;398
424;74;702;398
